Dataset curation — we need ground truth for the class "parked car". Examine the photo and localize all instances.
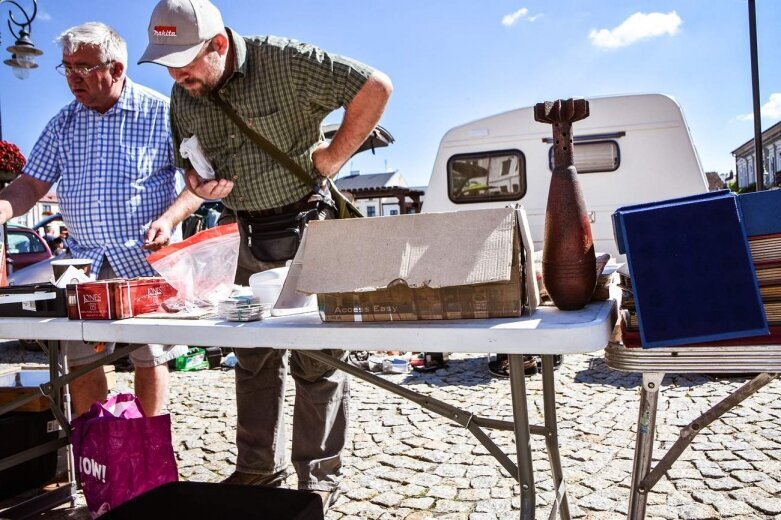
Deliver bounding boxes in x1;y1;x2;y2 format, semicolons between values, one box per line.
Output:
33;213;64;237
6;254;55;285
5;224;52;272
3;225;53;351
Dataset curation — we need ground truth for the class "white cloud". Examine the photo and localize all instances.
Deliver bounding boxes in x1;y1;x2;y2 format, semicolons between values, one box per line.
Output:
502;8;530;27
502;8;528;26
589;11;682;49
36;10;52;21
738;93;781;121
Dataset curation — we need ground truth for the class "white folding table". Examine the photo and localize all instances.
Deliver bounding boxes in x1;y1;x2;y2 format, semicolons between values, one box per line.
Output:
605;342;781;520
0;299;616;519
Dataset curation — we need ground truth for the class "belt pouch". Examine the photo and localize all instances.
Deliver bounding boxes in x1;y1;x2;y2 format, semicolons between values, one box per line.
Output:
243;206;319;263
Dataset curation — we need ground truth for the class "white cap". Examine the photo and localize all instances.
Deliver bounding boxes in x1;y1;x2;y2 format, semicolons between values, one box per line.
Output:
138;0;224;68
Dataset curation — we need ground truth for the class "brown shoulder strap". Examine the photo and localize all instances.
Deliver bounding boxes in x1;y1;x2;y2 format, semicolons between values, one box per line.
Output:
209;93;363;219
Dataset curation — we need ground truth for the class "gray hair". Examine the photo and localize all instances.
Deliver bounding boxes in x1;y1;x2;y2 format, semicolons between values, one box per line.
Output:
57;22;128;66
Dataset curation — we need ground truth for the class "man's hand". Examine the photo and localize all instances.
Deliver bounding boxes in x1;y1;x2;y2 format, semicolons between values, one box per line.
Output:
311;141;341;179
144;178;204;250
143;217;173;251
185;168;234;200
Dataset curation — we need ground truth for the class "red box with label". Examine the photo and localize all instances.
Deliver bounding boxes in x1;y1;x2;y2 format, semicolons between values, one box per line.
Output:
66;278;177;320
113;278;178;318
67;281;116;320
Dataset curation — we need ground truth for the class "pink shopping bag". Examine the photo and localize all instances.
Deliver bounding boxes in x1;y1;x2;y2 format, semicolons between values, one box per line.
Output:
71;393;178;517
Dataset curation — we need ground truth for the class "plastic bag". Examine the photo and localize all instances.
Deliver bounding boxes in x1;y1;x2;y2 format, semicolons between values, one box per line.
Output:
70;394;178;517
147;223;240;309
179;135;215;180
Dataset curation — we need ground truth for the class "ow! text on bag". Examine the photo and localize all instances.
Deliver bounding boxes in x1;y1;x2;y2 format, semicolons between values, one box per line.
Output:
70;393;178;517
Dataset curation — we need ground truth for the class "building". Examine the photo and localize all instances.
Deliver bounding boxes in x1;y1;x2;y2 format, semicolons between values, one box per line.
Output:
335;170;425;217
9;192;59;229
704;171;727;191
732;120;781;190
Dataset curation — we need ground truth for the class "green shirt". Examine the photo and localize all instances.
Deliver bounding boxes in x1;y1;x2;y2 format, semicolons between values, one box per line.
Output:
171;29;373;211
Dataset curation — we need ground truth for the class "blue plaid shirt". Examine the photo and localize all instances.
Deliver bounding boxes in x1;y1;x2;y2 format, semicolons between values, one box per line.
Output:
24;78;178;278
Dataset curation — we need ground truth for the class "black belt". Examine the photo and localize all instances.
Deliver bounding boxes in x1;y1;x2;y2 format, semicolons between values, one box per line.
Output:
236;194;313;219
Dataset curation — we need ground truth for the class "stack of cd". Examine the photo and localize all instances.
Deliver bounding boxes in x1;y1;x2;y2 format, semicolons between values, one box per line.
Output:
217;295;265;322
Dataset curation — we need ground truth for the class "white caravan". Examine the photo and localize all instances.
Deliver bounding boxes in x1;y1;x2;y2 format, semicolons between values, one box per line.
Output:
422;93;709;259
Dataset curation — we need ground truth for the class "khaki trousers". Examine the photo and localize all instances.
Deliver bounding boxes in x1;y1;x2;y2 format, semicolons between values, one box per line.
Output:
229;210;348;492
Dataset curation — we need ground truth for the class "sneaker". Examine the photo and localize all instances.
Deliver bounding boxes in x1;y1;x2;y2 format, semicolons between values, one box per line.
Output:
409;353;426;367
312;487;342;514
221;469;289;487
530;355;563;372
348;350;370;369
412;352;447;373
487;355;538;378
487;357;510;377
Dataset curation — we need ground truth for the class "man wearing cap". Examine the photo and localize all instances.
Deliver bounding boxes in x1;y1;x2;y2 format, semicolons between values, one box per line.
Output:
0;22;203;416
140;0;392;511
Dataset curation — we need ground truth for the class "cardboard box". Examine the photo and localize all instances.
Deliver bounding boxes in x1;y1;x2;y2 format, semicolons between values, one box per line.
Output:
104;364;116;391
0;368;53;412
0;366;116;413
297;207;538;322
66;277;177;320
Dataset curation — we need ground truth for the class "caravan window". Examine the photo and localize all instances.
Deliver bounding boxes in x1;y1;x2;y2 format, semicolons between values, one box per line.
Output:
548;140;620;173
447;150;525;204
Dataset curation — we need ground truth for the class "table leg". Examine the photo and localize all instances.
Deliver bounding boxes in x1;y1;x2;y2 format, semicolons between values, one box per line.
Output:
540;355;569;520
509;354;535;519
638;372;778;493
303;350;563;518
628;372;663;520
54;340;78;507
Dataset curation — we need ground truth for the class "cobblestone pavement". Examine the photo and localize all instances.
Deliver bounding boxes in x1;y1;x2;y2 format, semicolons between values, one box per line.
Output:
2;339;781;519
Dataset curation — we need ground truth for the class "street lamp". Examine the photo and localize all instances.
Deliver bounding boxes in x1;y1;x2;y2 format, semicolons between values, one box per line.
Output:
0;0;43;80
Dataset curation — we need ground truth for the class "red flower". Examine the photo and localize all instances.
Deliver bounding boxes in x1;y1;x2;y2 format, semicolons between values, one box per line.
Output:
0;141;26;172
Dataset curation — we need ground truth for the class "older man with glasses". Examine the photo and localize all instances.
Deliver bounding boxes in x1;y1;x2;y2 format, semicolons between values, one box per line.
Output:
0;21;203;417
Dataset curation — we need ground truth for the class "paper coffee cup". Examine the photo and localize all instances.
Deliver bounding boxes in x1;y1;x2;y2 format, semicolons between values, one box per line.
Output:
51;259;93;280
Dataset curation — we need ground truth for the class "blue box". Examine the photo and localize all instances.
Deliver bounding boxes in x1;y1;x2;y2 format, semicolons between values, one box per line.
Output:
737;188;781;237
612;190;767;348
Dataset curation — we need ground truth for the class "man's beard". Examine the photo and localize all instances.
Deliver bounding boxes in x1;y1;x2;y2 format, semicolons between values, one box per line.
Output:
182;52;223;97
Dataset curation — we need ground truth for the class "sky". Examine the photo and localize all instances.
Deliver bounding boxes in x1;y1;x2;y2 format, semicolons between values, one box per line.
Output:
0;0;779;188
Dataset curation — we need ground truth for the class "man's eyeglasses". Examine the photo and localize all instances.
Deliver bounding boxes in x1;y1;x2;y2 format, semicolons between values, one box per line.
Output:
55;62;111;78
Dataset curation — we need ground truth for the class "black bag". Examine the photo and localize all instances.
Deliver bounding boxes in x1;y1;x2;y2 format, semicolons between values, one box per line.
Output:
241;202;330;263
